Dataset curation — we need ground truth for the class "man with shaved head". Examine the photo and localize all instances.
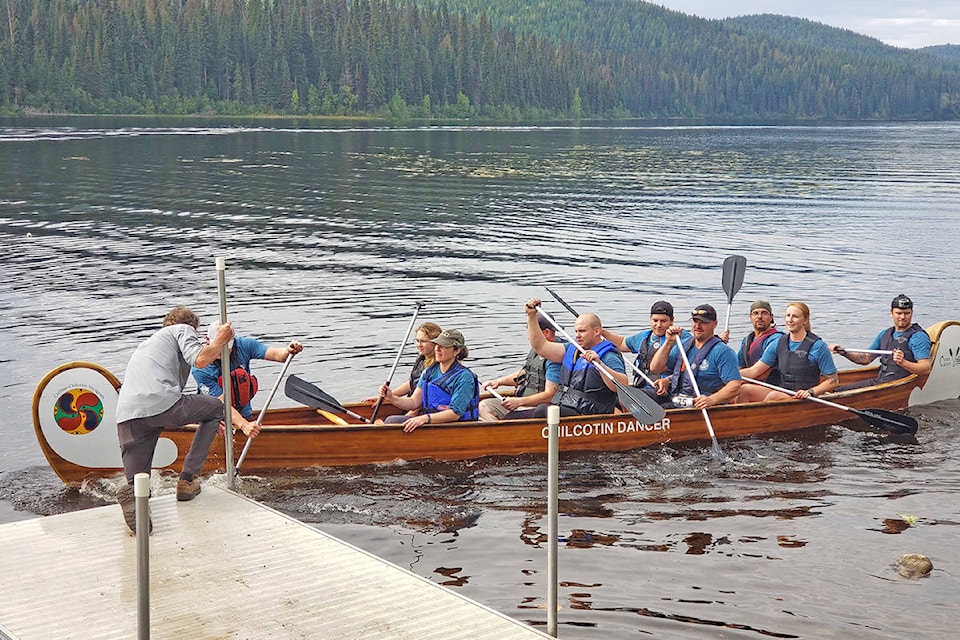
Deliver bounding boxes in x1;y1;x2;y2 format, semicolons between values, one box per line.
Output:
524;297;626;417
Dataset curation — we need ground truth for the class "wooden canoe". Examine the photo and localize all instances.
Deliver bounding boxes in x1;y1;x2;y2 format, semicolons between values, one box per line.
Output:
33;321;960;487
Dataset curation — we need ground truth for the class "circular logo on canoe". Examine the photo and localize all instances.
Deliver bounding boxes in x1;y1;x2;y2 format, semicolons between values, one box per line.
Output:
53;388;104;435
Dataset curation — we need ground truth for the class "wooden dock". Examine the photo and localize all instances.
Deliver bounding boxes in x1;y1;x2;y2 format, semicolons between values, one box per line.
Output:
0;486;551;640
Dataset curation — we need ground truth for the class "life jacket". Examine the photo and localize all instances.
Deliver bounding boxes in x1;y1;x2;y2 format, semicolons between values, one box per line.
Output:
408;355;427;396
632;331;664;388
877;323;928;383
739;327;782;386
422;361;479;421
776;332;823;391
553;340;621;415
669;336;722;395
217;352;258;410
515;349;547;398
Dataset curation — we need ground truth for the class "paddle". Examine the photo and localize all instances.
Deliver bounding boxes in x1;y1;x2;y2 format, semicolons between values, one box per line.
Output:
236;352;296;471
836;348;893;356
370;302;424;423
672;335;726;460
742;376;918;435
721;254;747;333
535;306;666;425
545;286;658;388
285;375;371;423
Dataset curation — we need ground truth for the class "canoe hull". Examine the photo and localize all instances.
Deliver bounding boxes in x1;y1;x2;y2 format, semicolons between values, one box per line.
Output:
33;322;960;486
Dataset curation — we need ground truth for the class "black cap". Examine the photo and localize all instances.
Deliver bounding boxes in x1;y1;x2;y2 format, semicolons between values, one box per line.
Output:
650;300;674;318
691;304;718;322
891;294;913;310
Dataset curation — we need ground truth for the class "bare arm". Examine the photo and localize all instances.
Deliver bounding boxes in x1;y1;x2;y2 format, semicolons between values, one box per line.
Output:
698;379;742;408
648;326;680;374
502;380;559;411
265;341;303;362
601;328;629;352
195;322;234;369
525;298;567;363
829;344;876;366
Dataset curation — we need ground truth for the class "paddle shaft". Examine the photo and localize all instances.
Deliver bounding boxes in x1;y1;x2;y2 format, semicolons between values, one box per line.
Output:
370;302;424;422
545;287;657;387
744;376;863;413
236;352;296;471
840;348;893;356
672;333;724;456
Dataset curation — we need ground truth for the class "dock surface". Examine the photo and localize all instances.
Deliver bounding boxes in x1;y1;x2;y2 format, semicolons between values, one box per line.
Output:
0;486;549;640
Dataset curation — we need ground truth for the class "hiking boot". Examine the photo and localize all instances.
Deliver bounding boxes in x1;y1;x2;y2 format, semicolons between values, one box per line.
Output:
176;477;201;501
116;483;152;534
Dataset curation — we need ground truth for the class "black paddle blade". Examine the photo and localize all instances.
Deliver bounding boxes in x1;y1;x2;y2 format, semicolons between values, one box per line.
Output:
545;287;580;318
721;255;747;303
285;375;347;412
855;407;919;435
615;383;667;425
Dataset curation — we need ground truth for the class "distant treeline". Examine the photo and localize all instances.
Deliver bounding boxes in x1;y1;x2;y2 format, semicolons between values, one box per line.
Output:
1;0;958;120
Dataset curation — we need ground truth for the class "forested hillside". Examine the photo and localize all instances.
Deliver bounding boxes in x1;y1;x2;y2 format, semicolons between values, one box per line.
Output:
1;0;958;120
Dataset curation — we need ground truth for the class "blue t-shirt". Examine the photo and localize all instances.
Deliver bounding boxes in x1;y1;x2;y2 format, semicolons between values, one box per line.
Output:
759;335;837;375
418;363;478;417
670;339;741;395
192;335;268;418
624;329;691;377
545;359;562;384
868;328;932;359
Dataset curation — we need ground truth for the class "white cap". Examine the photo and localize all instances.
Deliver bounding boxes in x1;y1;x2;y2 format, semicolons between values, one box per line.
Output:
207;322;235;349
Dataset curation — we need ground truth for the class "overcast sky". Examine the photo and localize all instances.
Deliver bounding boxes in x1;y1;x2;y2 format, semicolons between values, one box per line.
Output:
652;1;959;49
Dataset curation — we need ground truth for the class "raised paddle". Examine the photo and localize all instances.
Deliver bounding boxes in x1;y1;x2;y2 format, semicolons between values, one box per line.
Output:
545;286;659;388
285;375;371;423
721;254;747;333
369;302;424;423
236;351;296;471
535;306;666;425
672;335;726;460
742;376;918;435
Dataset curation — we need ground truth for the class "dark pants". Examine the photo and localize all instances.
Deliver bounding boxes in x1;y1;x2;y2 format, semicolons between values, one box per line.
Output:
532;403;584;418
117;394;224;485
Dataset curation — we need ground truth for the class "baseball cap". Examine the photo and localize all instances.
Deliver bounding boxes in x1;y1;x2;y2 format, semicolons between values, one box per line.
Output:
650;300;674;318
207;322;235;349
431;329;466;348
750;300;773;313
691;304;718;322
891;294;913;310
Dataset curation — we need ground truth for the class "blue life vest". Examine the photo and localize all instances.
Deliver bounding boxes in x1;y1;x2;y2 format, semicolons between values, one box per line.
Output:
877;323;928;383
776;332;822;391
422;361;479;421
669;336;722;395
553;340;621;415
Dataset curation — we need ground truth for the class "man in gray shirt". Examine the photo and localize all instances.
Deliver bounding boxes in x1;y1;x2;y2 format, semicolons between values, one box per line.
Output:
115;306;256;533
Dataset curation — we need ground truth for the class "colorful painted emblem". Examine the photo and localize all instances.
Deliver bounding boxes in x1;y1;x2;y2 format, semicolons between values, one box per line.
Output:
54;388;104;434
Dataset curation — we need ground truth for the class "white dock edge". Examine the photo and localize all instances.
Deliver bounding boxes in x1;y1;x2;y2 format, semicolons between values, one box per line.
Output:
0;487;551;640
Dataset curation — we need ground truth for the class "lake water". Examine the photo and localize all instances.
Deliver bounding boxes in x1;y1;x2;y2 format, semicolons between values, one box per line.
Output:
1;118;959;638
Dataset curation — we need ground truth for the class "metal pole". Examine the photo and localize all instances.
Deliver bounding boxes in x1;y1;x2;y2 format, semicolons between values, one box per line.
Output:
547;405;559;637
216;257;235;489
135;472;150;640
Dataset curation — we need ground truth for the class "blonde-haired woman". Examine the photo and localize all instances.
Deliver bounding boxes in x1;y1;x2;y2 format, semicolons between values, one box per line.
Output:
739;302;838;402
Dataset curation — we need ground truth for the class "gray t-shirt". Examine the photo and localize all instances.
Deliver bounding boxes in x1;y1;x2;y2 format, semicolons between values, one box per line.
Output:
116;324;205;423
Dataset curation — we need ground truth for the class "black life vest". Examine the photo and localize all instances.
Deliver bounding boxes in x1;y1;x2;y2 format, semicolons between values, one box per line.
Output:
739;327;782;386
669;336;722;395
553;340;621;416
632;331;665;388
776;332;823;391
877;323;928;383
516;349;547;398
408;355;427;396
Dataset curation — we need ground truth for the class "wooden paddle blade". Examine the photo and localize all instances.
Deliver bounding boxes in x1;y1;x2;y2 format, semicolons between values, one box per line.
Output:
721;255;747;303
856;407;919;435
615;384;667;424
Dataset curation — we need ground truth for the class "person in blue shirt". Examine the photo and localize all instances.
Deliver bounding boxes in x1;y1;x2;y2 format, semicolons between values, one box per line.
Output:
830;294;932;389
378;329;480;432
523;297;627;417
478;315;563;421
192;322;303;420
602;300;690;390
648;304;742;409
740;302;838;401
